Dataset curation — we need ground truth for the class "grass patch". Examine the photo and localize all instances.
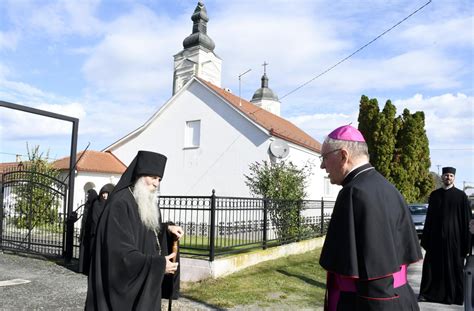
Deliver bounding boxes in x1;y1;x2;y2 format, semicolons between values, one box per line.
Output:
180;235;314;258
182;248;326;309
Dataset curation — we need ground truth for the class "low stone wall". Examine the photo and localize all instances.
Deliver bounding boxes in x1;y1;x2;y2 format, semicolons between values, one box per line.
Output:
181;236;325;282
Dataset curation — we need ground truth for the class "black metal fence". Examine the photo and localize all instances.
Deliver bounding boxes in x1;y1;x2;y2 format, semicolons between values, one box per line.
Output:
0;167;67;258
160;191;335;261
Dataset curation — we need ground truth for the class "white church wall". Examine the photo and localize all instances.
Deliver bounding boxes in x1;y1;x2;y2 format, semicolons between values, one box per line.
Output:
110;80;340;201
111;81;270;197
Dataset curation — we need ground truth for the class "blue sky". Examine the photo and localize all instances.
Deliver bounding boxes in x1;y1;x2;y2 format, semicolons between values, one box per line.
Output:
1;0;473;191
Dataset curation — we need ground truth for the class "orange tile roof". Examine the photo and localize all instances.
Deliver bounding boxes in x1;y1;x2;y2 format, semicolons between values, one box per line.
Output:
0;162;25;174
199;79;321;153
53;150;126;174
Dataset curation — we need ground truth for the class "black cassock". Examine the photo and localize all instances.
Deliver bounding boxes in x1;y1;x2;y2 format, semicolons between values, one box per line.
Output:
79;190;98;275
85;189;179;311
319;164;422;311
420;186;471;305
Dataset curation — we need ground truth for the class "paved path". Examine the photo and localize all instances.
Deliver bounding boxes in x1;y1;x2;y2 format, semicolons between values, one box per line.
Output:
0;250;465;310
408;257;463;311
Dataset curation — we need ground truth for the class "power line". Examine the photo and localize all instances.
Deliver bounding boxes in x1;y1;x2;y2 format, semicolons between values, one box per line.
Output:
280;0;432;100
431;148;474;151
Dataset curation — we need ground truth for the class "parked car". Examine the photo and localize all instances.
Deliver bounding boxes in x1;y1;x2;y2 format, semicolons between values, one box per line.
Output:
408;203;428;238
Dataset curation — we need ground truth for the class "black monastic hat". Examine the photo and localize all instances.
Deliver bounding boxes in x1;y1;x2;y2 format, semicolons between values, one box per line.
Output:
113;151;167;193
442;166;456;175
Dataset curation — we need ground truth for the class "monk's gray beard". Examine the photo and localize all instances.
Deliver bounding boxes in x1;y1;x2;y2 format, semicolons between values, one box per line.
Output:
132;177;159;231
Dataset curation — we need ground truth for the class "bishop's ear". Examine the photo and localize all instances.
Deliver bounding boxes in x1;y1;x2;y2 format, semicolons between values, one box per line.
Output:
340;148;349;161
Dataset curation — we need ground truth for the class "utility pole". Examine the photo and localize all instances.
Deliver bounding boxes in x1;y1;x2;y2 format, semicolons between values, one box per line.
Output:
238;69;252;106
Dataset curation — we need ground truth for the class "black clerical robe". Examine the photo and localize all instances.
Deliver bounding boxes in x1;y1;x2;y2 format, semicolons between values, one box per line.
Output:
79;191;98;275
85;188;177;310
320;164;422;311
419;186;471;305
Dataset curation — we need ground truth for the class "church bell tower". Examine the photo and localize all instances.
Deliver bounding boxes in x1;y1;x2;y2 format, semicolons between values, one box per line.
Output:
173;1;222;95
250;62;281;116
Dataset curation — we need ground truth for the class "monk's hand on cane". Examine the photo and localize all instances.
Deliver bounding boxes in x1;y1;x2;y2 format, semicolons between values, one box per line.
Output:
168;225;184;240
165;253;178;274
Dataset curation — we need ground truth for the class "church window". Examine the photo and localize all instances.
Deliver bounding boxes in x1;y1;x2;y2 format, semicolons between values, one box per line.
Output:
185;120;201;148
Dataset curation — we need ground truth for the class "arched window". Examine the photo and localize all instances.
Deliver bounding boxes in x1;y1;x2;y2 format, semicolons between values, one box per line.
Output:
83;182;96;202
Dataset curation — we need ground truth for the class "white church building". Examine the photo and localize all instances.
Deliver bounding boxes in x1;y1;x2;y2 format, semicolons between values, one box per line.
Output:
104;2;339;200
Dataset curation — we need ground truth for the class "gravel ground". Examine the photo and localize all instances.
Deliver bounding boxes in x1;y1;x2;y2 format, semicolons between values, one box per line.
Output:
0;250;322;310
0;251;213;311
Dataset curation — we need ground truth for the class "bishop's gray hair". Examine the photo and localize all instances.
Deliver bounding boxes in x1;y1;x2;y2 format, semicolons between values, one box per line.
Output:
323;136;370;161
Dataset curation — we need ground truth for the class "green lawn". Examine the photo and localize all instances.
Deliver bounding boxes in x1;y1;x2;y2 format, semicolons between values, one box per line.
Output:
180;235;319;258
182;248;326;309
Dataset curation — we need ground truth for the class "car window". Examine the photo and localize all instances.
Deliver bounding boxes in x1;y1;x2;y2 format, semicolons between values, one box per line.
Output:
409;205;428;215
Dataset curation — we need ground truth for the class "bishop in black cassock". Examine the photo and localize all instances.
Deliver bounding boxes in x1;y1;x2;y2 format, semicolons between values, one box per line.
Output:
419;166;471;305
318;125;422;311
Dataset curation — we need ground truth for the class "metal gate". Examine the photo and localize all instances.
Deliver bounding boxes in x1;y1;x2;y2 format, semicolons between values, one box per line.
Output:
0;168;67;257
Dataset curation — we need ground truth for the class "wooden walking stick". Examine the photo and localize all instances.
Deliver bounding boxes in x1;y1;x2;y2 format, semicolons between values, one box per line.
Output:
168;237;179;311
171;239;178;263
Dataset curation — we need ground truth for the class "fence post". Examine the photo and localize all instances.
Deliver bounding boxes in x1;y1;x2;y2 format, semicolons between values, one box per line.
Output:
297;200;302;242
320;197;324;236
0;173;4;248
209;190;216;262
263;198;268;250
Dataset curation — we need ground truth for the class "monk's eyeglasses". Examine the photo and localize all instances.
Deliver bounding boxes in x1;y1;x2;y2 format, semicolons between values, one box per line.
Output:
319;148;341;162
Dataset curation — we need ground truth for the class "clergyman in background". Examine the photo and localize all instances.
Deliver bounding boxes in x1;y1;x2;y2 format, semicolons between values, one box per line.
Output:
419;166;471;305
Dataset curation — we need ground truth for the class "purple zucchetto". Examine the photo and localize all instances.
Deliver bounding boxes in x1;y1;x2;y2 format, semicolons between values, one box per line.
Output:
328;125;366;142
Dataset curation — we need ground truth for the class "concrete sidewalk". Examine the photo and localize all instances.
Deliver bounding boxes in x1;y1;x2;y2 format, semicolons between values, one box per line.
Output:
408;258;463;311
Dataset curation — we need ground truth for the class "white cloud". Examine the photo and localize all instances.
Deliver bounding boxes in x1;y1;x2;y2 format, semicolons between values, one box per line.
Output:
0;102;86;140
20;0;104;38
288;112;360;141
398;16;474;48
82;6;188;102
394;93;474;146
318;49;463;92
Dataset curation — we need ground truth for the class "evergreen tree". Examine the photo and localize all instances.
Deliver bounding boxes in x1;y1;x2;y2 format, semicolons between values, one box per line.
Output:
358;96;434;203
357;95;379;164
13;144;61;229
391;109;434;202
375;100;397;181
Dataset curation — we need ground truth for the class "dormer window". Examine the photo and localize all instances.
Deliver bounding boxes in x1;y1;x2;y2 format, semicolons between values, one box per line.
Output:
185;120;201;148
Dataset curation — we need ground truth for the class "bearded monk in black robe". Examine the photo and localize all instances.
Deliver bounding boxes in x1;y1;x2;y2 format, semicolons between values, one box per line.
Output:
85;151;183;310
318;125;422;311
419;166;471;305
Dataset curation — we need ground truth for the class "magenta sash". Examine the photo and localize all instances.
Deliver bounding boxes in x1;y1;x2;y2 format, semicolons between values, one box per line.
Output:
326;265;407;311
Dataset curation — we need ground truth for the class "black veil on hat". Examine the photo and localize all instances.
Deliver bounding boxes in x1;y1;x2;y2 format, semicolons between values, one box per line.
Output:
113;151;167;193
442;166;456;175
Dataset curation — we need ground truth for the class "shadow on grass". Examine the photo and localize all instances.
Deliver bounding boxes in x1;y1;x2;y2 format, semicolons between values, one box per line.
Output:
276;269;326;289
179;295;226;310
